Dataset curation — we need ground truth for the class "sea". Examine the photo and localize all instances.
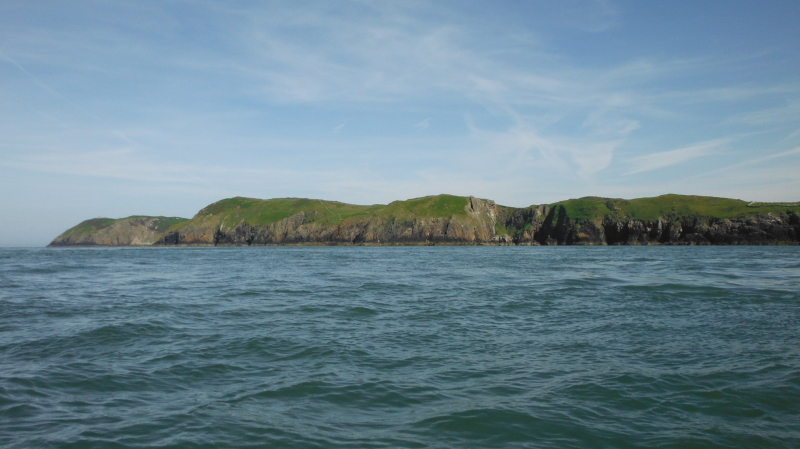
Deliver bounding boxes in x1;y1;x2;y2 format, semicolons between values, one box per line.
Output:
1;246;798;448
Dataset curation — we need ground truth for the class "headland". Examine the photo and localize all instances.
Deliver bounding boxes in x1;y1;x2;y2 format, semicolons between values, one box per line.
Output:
49;194;800;246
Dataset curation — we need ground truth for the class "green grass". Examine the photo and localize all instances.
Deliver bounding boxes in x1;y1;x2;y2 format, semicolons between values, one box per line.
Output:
57;193;800;243
169;193;800;236
494;223;514;236
64;194;800;240
555;197;611;222
66;218;117;236
176;197;383;229
147;217;190;231
748;201;800;207
60;216;189;238
376;195;470;218
556;194;800;223
169;194;474;231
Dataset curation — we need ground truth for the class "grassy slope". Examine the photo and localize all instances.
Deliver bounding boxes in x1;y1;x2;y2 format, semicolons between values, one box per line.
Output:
375;195;469;219
59;194;798;241
144;216;191;231
60;216;188;239
556;194;800;223
170;197;383;230
65;218;117;236
167;193;800;235
167;194;473;232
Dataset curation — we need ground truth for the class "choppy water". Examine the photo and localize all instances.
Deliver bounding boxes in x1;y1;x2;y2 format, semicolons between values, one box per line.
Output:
1;246;799;448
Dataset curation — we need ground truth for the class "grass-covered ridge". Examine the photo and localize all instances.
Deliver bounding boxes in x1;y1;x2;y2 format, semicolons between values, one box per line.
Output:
376;195;470;219
66;218;117;236
61;216;188;237
167;194;475;232
51;193;800;246
143;216;191;231
166;193;800;233
49;215;190;246
173;197;383;230
555;194;800;223
53;195;800;245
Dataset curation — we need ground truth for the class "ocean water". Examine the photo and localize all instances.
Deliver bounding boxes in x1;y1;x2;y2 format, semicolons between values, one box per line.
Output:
1;246;798;449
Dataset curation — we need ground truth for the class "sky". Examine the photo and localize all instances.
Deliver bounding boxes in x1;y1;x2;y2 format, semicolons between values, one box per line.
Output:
1;0;799;246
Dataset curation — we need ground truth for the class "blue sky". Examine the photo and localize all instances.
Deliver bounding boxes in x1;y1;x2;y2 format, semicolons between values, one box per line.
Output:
1;0;799;246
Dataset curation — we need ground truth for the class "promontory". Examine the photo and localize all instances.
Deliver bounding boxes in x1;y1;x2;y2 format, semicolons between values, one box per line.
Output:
49;194;800;246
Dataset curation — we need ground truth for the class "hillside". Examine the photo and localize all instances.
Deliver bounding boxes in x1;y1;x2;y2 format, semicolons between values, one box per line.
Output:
506;195;800;245
49;216;188;246
160;195;501;245
49;194;800;246
557;195;798;222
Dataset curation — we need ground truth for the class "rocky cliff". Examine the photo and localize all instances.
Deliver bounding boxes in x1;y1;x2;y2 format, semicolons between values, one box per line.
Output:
161;195;506;245
49;216;188;246
506;204;800;245
49;194;800;246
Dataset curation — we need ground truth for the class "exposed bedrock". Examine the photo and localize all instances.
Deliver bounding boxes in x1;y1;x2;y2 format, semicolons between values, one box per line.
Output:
164;197;500;245
50;217;183;246
507;211;800;246
50;195;800;246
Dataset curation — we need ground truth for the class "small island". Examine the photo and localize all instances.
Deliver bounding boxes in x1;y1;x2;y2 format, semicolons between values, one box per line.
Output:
49;194;800;247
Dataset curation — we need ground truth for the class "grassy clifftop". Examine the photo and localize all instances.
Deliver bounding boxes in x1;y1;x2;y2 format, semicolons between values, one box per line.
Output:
59;216;188;240
160;194;492;245
166;194;477;232
50;216;189;246
50;193;800;246
127;194;800;239
177;197;382;228
555;194;799;223
376;195;471;218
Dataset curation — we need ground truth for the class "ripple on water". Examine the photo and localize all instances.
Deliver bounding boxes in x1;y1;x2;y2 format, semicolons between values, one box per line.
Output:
0;246;798;448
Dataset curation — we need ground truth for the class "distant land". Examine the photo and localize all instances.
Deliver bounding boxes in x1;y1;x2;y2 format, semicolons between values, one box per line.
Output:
49;194;800;246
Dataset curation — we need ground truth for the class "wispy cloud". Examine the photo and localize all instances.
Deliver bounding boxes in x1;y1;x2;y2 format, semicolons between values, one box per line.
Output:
2;1;800;246
463;122;620;181
697;146;800;176
0;50;68;100
625;138;730;175
724;99;800;126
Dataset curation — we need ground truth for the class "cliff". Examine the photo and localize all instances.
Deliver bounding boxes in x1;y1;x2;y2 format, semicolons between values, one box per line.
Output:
506;200;800;245
161;195;507;245
49;216;188;246
49;194;800;246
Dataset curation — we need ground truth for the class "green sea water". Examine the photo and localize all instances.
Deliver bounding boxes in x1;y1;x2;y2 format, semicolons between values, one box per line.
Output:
1;246;798;448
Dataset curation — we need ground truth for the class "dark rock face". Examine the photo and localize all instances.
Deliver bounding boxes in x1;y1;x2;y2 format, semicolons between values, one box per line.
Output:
162;206;799;246
50;217;177;246
504;211;800;246
53;197;800;247
162;197;501;246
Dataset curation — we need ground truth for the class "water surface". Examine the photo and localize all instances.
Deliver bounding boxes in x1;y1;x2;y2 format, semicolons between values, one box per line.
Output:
1;246;798;448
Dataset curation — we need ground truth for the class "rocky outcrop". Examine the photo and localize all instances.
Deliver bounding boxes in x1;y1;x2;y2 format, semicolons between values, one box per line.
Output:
504;210;800;246
50;195;800;247
161;196;500;245
49;216;187;246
